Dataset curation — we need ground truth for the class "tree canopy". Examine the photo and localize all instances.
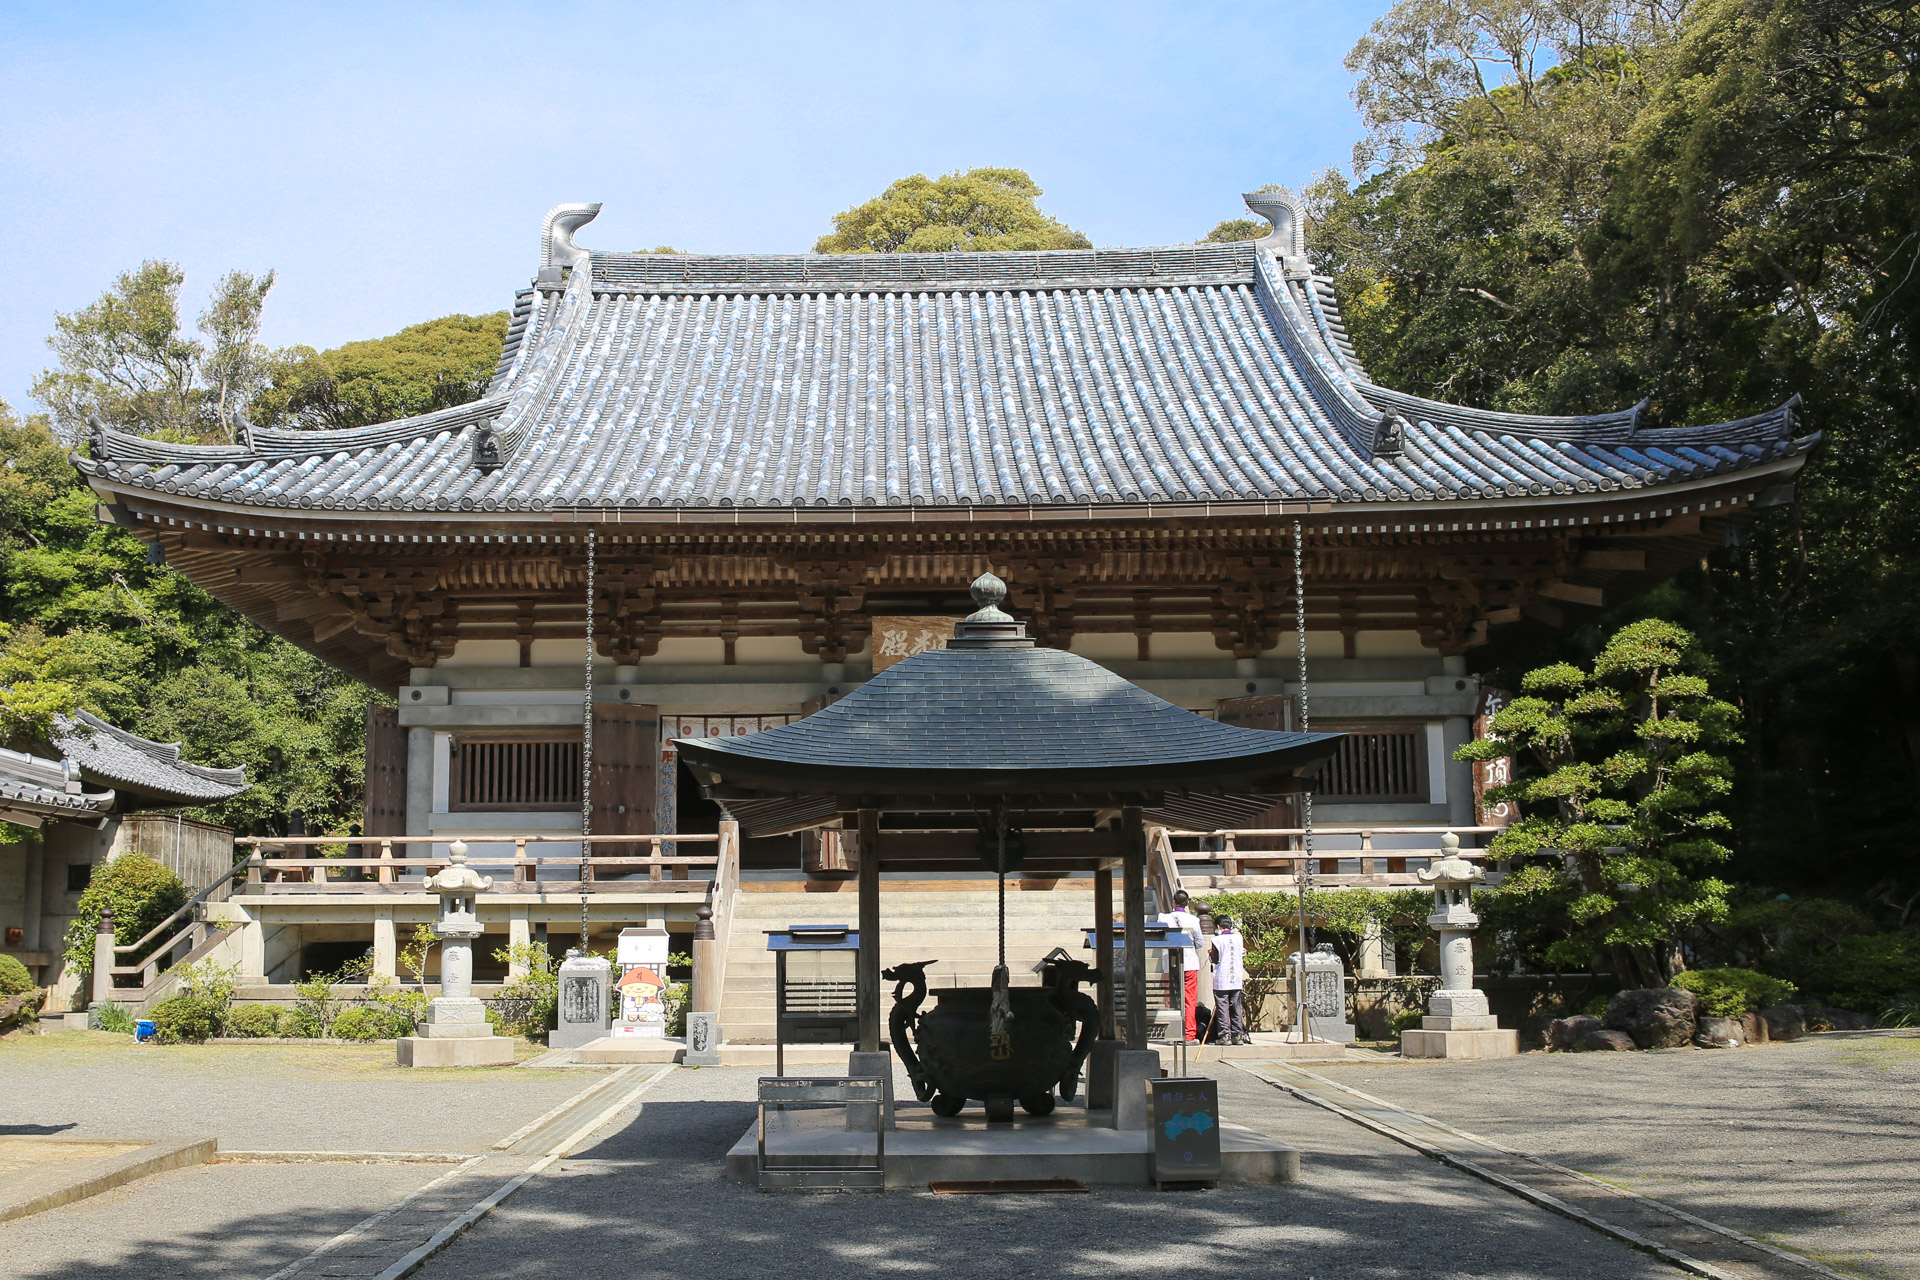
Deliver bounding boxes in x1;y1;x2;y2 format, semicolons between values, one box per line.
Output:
1314;0;1920;905
814;168;1091;254
0;397;376;839
255;312;508;431
33;263;278;444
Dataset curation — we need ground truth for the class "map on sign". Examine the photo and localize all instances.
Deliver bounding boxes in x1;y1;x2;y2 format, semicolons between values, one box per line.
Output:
1163;1111;1216;1141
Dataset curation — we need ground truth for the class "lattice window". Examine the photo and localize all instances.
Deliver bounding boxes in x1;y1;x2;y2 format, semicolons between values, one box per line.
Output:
1312;726;1428;803
450;735;582;811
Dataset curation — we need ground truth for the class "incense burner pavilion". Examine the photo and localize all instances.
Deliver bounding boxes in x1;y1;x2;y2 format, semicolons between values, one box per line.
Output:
72;192;1811;1034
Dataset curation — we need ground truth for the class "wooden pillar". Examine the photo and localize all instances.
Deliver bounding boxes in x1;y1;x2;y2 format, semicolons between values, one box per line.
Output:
1121;806;1148;1050
690;903;717;1011
856;808;882;1053
1094;865;1116;1039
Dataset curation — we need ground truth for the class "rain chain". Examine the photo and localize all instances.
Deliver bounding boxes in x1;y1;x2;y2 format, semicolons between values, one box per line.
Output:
1292;517;1317;1038
579;525;597;953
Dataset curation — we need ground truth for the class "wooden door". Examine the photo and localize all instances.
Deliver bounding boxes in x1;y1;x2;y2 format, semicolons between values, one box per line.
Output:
589;702;658;836
363;705;408;837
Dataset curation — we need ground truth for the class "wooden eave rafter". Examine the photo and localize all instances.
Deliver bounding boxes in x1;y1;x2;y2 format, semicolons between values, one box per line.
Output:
91;464;1788;690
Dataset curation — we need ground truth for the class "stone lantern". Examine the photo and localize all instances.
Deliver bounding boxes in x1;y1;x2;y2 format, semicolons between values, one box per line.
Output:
397;841;516;1067
1399;833;1517;1060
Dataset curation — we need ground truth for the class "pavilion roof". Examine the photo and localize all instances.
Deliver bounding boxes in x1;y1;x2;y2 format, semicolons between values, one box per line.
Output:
73;202;1813;520
676;579;1341;835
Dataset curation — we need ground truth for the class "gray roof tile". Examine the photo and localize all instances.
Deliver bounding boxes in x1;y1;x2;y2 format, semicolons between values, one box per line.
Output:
76;237;1812;513
52;711;248;804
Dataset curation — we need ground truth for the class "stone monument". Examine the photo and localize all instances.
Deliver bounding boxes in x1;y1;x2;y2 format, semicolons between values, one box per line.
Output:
1400;833;1518;1059
397;841;516;1067
550;949;614;1049
1290;943;1355;1043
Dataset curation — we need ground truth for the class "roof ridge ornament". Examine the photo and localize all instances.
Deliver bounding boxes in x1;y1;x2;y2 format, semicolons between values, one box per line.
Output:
947;571;1033;649
472;419;505;473
1243;185;1310;276
540;202;602;275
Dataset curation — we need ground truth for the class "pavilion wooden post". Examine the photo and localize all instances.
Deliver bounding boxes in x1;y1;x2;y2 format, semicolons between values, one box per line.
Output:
1094;865;1116;1039
856;807;882;1053
1121;806;1148;1050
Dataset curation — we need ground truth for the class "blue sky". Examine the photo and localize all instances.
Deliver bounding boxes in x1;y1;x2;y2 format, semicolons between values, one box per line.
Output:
0;1;1387;413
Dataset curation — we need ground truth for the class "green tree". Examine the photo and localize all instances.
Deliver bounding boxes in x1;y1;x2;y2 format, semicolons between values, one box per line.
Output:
256;312;508;430
62;853;187;982
33;264;284;443
0;396;379;839
1201;217;1270;243
814;168;1092;254
1459;619;1739;987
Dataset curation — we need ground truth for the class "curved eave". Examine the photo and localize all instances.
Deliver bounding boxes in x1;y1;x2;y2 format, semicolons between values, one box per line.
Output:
674;731;1343;799
84;443;1814;534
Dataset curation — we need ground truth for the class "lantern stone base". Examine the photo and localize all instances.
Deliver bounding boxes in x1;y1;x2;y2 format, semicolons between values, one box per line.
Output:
1398;1028;1518;1059
396;1034;517;1067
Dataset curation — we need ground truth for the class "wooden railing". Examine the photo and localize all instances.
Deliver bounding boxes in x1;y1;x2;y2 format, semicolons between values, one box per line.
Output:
232;833;722;895
1164;825;1503;888
694;820;741;1014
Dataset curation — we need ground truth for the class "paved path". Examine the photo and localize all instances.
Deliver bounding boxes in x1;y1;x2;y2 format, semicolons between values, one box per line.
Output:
0;1032;585;1154
406;1064;1676;1280
1304;1031;1919;1280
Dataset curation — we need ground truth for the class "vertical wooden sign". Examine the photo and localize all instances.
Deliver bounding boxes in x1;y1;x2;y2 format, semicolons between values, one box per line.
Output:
1471;687;1517;829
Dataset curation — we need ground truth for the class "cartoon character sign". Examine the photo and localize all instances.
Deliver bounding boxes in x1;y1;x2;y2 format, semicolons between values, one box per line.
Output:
616;965;666;1037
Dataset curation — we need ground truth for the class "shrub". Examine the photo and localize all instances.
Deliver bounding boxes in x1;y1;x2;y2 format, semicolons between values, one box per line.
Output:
90;1001;137;1034
1673;968;1798;1018
490;942;560;1041
173;959;240;1022
62;854;188;985
332;1004;412;1041
282;1008;322;1038
0;954;33;996
224;1004;284;1037
1388;1007;1424;1035
1877;994;1920;1028
361;975;427;1034
150;993;221;1043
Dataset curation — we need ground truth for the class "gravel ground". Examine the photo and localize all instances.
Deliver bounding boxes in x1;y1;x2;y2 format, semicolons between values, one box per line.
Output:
0;1030;597;1153
1308;1030;1920;1279
0;1161;444;1279
411;1064;1675;1280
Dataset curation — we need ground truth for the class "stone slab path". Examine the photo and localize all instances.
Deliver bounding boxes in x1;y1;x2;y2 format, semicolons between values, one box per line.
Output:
1302;1031;1920;1280
402;1063;1679;1280
1244;1061;1844;1280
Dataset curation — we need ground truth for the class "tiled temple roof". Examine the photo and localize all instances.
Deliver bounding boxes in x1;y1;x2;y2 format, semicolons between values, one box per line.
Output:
51;710;247;805
0;745;115;827
74;205;1813;516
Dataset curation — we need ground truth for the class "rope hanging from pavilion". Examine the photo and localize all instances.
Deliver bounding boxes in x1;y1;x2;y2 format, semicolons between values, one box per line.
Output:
1292;517;1318;1041
989;804;1013;1040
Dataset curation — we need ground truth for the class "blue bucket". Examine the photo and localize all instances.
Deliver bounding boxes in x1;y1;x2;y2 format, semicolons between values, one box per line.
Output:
134;1020;157;1043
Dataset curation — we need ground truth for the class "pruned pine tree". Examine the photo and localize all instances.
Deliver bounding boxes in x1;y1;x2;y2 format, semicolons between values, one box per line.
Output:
1458;620;1740;988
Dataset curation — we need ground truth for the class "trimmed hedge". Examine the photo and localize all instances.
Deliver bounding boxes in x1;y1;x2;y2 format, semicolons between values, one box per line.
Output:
0;954;33;997
224;1004;284;1037
1673;968;1797;1017
150;993;221;1043
332;1005;413;1041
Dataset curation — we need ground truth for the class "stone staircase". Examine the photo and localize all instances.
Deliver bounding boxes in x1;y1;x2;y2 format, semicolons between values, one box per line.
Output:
716;881;1100;1044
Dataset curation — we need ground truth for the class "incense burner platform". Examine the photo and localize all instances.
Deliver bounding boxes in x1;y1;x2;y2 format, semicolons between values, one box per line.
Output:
724;1101;1299;1189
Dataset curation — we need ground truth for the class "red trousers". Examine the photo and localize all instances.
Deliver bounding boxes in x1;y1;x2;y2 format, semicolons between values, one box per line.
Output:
1183;969;1200;1041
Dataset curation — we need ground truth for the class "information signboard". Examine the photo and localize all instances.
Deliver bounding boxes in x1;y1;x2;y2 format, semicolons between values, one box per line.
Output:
1148;1076;1221;1183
